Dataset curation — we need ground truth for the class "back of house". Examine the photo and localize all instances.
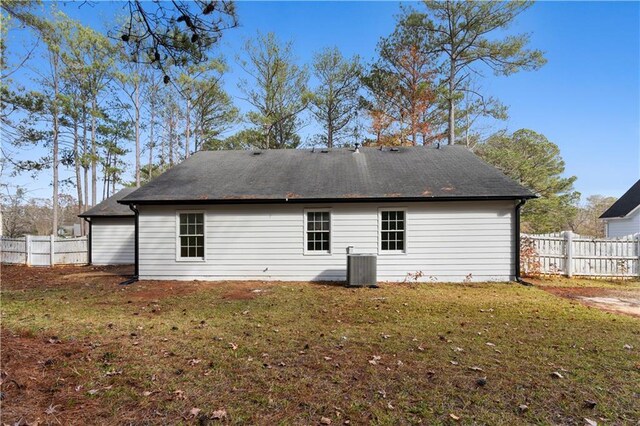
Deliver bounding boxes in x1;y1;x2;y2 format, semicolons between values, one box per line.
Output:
117;145;534;283
600;179;640;238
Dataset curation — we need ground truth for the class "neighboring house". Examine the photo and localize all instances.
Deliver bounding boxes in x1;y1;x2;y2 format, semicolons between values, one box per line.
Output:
600;179;640;238
79;188;136;265
118;146;535;283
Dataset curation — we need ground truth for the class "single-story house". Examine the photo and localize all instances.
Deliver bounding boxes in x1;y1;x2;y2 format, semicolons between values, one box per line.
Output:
117;146;535;283
79;188;136;265
600;179;640;238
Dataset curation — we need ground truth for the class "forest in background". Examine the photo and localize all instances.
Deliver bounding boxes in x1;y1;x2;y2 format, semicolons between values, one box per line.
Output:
0;1;616;237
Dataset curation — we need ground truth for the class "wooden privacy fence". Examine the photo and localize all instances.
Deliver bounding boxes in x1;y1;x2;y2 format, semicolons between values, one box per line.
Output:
1;236;88;266
521;231;640;278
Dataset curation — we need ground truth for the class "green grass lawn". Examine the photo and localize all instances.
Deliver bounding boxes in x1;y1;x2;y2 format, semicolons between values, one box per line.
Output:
1;266;639;425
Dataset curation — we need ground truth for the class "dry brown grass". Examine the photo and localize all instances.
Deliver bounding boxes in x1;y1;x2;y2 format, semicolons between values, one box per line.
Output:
1;265;639;425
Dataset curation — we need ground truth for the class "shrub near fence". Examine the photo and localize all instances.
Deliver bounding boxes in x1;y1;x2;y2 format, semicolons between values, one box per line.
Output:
522;231;640;278
1;235;88;266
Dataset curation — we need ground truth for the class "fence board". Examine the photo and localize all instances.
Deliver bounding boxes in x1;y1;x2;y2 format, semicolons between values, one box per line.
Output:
1;236;88;266
522;231;640;278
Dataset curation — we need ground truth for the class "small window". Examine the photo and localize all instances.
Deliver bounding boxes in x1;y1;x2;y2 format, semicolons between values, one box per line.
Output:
178;212;204;259
380;210;405;253
305;210;330;254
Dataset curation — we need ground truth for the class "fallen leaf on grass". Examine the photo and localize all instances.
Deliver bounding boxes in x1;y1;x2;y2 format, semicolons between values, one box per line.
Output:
45;404;60;415
468;366;484;372
486;342;496;347
584;418;597;426
449;413;460;421
368;355;381;365
550;371;564;379
173;390;185;400
584;400;597;409
623;344;633;350
189;407;201;417
212;409;227;419
518;404;529;413
320;416;332;425
229;343;238;350
188;358;202;366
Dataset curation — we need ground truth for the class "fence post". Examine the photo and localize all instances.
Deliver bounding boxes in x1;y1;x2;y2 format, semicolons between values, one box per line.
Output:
50;234;55;266
565;231;573;278
636;233;640;278
25;235;32;266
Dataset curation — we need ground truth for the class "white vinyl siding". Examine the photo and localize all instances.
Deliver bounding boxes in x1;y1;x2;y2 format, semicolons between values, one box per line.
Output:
137;201;516;282
91;217;135;265
605;209;640;238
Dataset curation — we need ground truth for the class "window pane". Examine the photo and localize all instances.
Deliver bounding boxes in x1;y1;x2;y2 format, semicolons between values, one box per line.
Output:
381;211;405;252
180;224;187;235
181;246;188;257
306;212;330;252
196;245;204;258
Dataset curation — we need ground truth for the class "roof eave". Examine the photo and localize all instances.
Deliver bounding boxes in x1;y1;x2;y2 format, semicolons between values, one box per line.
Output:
117;194;537;206
77;213;135;218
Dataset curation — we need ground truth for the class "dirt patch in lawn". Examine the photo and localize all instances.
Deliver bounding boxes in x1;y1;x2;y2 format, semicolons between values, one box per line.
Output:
0;331;106;425
543;286;640;318
124;279;276;302
1;264;134;291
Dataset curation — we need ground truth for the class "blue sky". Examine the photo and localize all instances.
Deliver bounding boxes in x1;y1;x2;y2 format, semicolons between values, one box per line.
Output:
3;1;639;201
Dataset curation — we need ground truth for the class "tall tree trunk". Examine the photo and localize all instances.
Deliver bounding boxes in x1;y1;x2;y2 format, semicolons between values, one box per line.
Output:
91;97;97;206
111;153;117;195
169;113;174;167
447;58;456;145
102;150;109;200
327;116;333;149
82;108;89;235
148;97;155;180
73;119;83;225
185;98;191;158
135;77;141;187
51;50;59;236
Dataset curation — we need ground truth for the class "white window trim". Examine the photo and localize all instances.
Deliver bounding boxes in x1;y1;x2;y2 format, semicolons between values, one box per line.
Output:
175;210;206;262
378;207;407;255
303;208;332;256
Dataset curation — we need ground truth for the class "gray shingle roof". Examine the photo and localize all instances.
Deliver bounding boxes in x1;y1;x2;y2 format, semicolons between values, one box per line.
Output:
600;179;640;219
119;146;535;204
79;188;136;217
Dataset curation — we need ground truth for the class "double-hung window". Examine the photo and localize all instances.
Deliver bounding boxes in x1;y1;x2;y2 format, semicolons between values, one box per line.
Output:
305;210;331;254
380;209;406;253
177;212;205;260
